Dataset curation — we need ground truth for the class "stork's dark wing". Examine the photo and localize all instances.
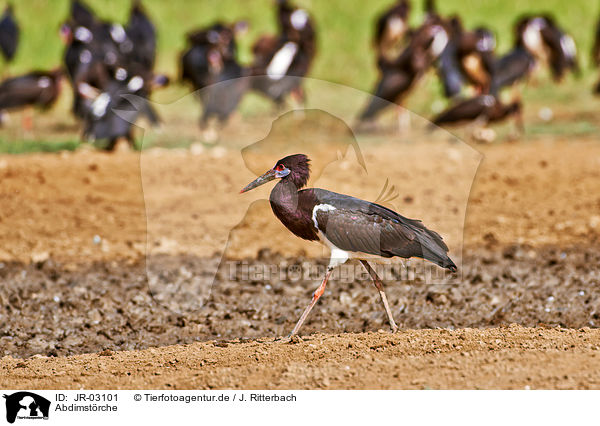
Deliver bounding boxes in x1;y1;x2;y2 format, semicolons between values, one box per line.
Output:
0;7;19;61
180;45;211;88
359;67;413;120
315;207;417;258
374;10;391;46
540;25;567;80
71;0;97;27
310;189;456;270
490;47;534;94
375;68;413;101
127;2;156;69
0;76;46;109
432;95;494;125
437;40;464;98
201;72;247;123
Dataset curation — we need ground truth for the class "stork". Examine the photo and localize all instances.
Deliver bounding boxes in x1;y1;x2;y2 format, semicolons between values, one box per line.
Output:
358;18;449;129
431;94;522;129
374;0;411;61
0;69;63;128
240;154;456;336
0;3;19;66
249;0;315;108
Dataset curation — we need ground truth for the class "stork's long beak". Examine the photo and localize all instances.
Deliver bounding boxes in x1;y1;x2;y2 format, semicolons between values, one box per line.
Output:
240;169;277;193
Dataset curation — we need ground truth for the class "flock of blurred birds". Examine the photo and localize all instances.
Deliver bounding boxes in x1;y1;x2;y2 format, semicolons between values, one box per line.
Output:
0;0;598;148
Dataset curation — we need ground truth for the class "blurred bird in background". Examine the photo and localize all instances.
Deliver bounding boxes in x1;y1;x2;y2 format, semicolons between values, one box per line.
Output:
0;3;19;72
181;21;249;143
60;0;168;150
249;0;316;109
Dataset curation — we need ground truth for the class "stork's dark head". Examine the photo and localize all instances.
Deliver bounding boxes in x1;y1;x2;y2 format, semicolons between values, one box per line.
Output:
449;15;463;35
240;154;310;193
398;0;410;17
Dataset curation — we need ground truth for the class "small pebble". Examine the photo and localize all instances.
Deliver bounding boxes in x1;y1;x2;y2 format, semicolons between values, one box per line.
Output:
430;99;445;114
538;107;553;122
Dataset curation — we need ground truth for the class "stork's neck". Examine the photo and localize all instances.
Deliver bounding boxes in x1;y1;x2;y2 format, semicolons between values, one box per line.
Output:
270;178;300;213
269;178;319;241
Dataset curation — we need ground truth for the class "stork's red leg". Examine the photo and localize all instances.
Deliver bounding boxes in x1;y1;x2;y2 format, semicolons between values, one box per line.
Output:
290;86;305;107
360;260;399;332
22;108;33;132
396;105;410;132
289;268;333;337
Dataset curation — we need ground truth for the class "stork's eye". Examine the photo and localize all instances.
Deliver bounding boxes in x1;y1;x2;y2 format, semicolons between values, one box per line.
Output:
275;164;285;171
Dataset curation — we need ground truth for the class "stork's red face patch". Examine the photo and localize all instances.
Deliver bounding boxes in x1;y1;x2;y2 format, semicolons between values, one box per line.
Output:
274;163;291;179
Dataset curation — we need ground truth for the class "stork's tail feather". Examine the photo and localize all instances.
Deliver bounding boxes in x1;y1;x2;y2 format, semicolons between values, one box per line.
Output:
421;245;457;272
441;257;457;272
411;225;457;273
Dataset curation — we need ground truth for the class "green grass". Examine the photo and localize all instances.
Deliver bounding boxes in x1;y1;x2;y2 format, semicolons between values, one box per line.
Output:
1;0;599;153
526;119;600;137
9;0;598;89
0;138;79;153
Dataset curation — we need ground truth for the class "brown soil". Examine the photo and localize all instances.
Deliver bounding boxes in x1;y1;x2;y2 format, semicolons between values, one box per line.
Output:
2;326;599;389
1;137;599;389
1;138;598;265
0;246;598;359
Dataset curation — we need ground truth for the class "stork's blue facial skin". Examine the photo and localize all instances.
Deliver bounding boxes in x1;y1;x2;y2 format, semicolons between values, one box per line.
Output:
275;167;290;178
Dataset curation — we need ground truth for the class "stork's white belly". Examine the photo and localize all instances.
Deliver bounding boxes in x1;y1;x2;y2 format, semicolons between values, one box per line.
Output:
266;42;298;80
316;230;392;269
312;203;394;268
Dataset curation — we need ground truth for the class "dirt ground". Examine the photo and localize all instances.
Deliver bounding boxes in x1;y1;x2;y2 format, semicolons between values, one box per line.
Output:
1;136;600;389
1;135;599;265
2;326;600;390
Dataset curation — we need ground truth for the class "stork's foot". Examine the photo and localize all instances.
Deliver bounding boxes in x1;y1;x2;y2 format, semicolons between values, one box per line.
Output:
201;127;219;145
288;268;332;337
360;260;401;334
285;334;303;344
275;334;303;344
471;127;496;144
